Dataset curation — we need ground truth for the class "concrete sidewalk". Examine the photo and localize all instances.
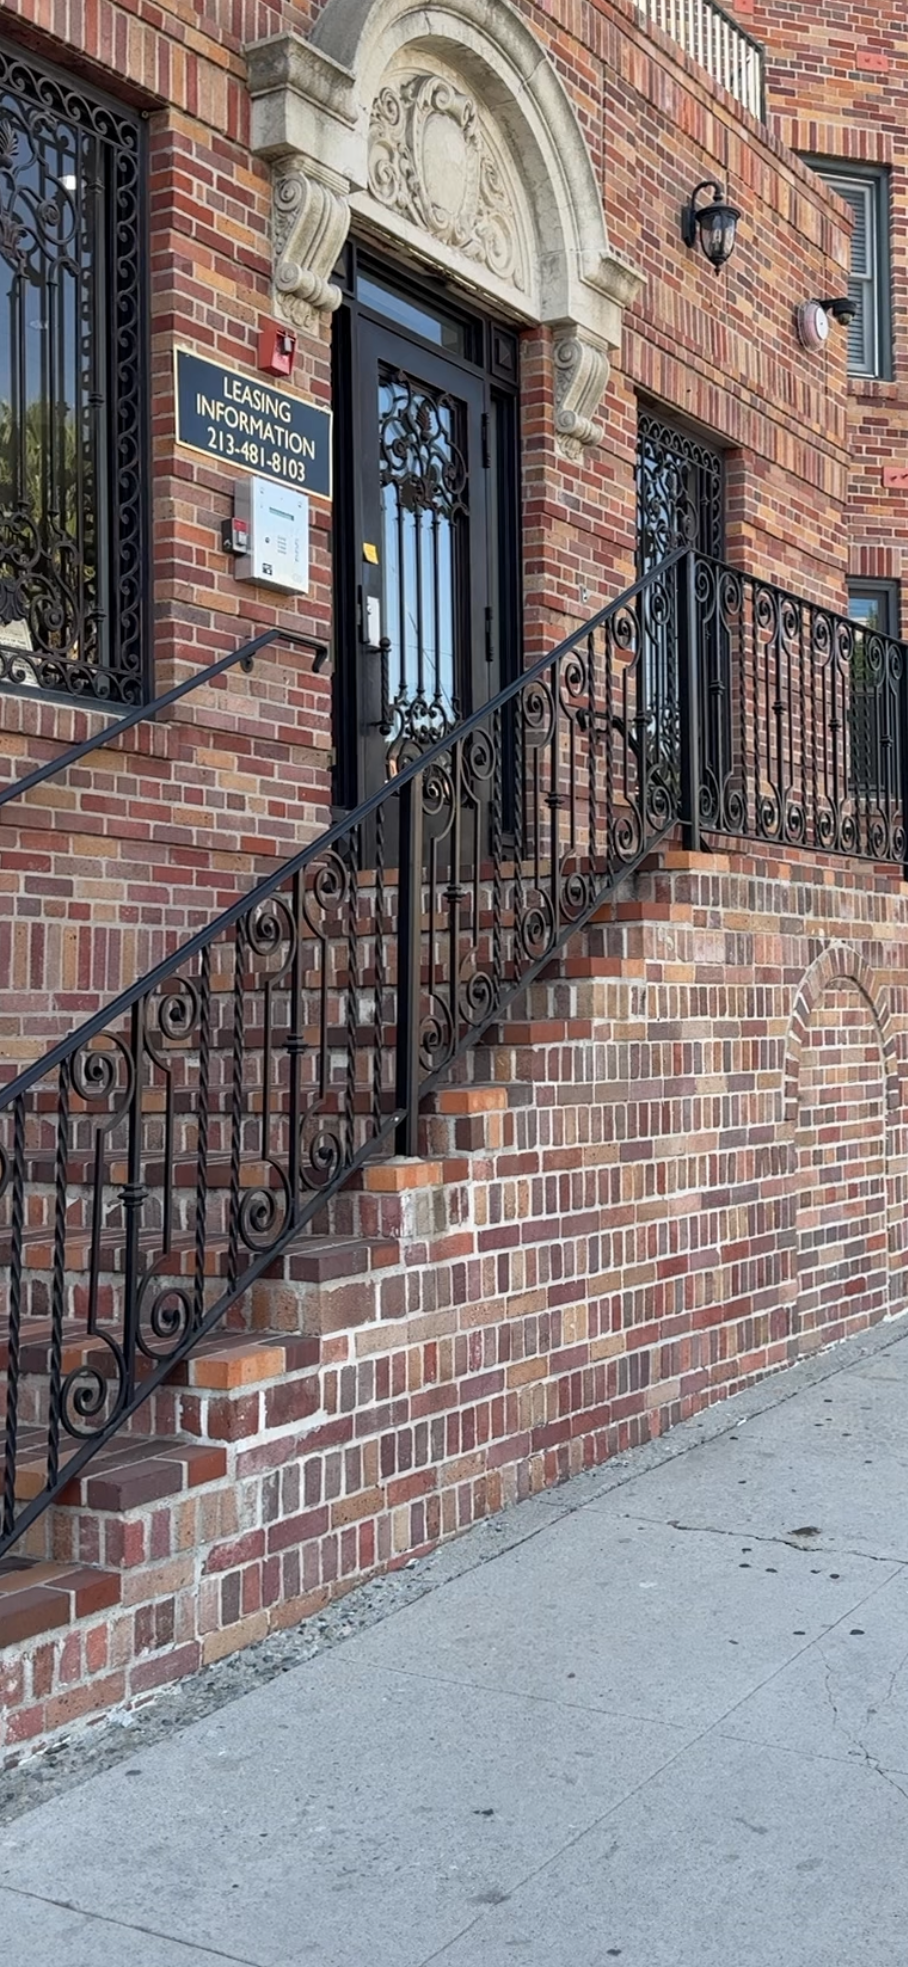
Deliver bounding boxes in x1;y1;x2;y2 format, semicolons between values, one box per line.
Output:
3;1316;908;1967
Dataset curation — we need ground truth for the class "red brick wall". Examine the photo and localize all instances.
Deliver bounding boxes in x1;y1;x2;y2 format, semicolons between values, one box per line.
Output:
0;0;855;1058
742;0;908;630
4;840;907;1756
795;979;889;1342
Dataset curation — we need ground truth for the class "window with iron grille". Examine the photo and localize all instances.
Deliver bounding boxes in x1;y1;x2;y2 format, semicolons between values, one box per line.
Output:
635;409;724;573
0;40;148;701
807;162;891;380
635;407;727;817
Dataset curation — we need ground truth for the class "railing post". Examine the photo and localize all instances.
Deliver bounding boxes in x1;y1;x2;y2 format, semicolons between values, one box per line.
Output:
677;551;702;853
395;772;424;1156
120;996;147;1405
899;640;908;885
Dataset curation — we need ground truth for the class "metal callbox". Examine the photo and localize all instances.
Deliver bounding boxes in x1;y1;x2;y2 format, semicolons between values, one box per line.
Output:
232;477;310;593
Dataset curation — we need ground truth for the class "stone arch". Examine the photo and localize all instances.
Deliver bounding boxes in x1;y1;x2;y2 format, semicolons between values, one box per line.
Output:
787;948;896;1343
246;0;643;456
783;943;899;1126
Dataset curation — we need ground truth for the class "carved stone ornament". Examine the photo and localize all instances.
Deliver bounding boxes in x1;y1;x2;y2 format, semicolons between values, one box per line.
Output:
272;160;351;334
246;12;646;444
552;328;610;462
368;73;526;292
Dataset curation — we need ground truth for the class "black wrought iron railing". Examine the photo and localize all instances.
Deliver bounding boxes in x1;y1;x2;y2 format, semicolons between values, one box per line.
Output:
0;551;688;1555
1;549;906;1557
692;556;907;863
0;626;329;811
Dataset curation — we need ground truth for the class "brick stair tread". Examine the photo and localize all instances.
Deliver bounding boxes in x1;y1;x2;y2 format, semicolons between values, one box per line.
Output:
0;1226;242;1275
0;1227;398;1281
8;1429;227;1509
26;1090;400;1177
0;1555;121;1647
165;1328;320;1388
1;1317;321;1385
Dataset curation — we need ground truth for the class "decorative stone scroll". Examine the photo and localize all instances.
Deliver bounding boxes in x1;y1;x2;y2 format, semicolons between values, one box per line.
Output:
552;329;610;460
272;161;349;335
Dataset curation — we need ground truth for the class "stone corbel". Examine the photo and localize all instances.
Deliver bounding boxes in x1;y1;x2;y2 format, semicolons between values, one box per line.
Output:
552;327;610;460
272;158;351;337
246;35;360;340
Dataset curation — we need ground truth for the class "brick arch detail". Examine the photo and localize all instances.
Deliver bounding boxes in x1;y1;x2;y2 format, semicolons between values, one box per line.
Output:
783;944;900;1124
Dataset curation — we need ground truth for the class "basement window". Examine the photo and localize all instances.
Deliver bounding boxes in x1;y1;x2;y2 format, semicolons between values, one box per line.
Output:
847;581;900;639
847;581;901;802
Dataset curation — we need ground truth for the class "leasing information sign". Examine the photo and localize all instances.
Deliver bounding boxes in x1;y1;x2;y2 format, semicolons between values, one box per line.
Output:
174;349;332;498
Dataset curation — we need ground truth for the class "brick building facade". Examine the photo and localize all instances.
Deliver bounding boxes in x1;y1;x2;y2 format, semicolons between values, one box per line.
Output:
1;0;907;1755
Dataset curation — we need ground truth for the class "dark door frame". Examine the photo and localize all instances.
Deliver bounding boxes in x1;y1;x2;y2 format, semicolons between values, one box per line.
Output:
331;242;521;812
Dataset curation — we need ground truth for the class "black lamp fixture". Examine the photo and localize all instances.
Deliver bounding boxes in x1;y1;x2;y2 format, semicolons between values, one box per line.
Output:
681;180;741;273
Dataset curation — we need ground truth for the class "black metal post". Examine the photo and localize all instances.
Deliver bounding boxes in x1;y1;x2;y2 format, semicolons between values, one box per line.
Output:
677;552;702;853
395;773;424;1156
899;637;908;884
120;997;147;1404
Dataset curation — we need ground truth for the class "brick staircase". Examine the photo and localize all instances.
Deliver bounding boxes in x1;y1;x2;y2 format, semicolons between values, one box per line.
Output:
5;546;900;1760
0;1068;532;1752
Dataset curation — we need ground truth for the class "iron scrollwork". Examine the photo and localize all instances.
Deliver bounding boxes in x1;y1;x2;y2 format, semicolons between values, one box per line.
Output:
378;367;468;759
696;552;905;861
4;542;908;1560
0;40;146;702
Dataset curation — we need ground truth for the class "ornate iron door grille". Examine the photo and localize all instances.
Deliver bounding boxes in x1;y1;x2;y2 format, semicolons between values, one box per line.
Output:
378;365;469;760
636;411;724;570
0;40;147;702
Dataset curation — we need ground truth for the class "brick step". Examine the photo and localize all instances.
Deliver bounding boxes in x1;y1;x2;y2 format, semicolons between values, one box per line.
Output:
306;1155;474;1242
0;1556;121;1649
28;1076;398;1128
21;1084;502;1198
1;1317;320;1402
10;1428;227;1510
23;1121;400;1192
0;1224;258;1278
0;1226;397;1289
0;1240;400;1359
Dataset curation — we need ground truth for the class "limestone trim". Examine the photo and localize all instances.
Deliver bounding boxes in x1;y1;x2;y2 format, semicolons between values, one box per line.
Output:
783;943;900;1123
246;0;644;456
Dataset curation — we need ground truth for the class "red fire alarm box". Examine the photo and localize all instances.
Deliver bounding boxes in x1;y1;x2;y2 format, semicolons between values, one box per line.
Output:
258;323;297;378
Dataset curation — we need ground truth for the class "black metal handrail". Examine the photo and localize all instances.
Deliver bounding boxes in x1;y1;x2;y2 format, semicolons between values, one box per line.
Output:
4;547;905;1558
0;627;330;811
0;550;689;1555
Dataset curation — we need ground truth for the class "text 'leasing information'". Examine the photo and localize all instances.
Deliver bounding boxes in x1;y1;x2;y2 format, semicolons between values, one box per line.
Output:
174;349;332;498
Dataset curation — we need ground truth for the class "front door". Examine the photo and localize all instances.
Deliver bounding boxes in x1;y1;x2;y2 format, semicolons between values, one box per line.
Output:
359;321;488;782
333;251;520;809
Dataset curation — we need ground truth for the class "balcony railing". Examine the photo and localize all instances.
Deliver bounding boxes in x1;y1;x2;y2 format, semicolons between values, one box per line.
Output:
634;0;765;119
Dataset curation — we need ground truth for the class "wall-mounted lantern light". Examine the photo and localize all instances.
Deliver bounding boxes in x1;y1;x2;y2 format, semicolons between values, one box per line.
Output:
681;180;741;273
